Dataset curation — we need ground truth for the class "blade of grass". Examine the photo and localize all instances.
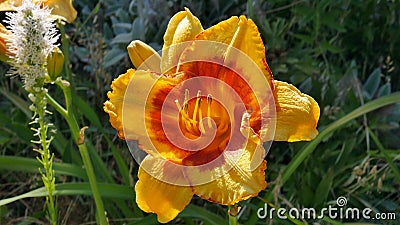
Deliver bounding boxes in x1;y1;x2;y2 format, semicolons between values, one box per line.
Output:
247;92;400;225
367;128;400;183
0;183;133;206
72;93;102;128
179;205;227;225
0;156;87;180
127;215;157;225
85;140;114;183
0;87;31;117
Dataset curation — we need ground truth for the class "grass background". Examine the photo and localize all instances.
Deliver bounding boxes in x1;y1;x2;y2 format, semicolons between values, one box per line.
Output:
0;0;399;224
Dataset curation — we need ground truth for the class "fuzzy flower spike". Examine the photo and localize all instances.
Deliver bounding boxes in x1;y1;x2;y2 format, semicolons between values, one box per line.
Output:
3;1;62;224
4;0;59;89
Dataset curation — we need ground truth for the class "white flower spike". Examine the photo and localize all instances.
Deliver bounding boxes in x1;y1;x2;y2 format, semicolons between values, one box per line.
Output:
5;0;59;89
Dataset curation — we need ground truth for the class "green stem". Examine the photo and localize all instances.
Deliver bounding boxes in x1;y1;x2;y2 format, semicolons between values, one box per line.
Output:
57;20;107;224
47;80;108;225
228;206;238;225
32;88;57;225
228;214;238;225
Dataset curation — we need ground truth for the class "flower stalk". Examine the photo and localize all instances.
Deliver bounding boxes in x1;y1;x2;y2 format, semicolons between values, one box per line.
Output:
47;78;108;225
29;87;57;225
4;1;59;224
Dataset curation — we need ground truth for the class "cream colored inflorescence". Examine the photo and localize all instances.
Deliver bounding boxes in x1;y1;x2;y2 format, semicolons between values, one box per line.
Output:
5;0;59;89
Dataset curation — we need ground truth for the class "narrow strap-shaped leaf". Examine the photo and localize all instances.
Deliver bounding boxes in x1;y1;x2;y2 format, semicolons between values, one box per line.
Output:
0;156;87;180
0;183;133;206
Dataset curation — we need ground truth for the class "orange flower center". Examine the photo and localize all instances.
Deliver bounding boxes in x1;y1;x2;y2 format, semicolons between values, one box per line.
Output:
173;89;232;166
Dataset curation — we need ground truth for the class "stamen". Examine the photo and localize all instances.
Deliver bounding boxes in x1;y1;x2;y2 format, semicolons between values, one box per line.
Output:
184;89;189;113
174;99;181;110
192;90;201;121
207;94;212;128
175;99;192;128
198;98;205;134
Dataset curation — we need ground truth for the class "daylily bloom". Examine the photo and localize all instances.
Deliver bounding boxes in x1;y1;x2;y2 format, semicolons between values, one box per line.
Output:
104;8;320;223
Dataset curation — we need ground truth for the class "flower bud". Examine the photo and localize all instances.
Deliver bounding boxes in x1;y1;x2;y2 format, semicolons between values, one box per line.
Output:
127;40;161;71
161;7;203;72
47;47;64;81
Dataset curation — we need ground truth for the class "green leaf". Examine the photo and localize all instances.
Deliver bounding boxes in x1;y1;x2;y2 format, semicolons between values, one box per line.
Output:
313;168;333;207
111;32;134;45
72;93;102;128
180;205;227;225
0;88;31;117
0;156;87;180
127;215;157;225
377;82;391;97
0;183;133;206
104;48;126;68
319;41;343;54
368;128;400;184
363;68;381;99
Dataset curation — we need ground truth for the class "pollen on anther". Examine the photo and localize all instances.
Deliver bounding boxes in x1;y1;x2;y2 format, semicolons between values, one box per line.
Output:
174;99;181;110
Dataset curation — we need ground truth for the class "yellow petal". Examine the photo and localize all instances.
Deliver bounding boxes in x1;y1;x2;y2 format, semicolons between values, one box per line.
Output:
192;141;267;205
104;69;160;145
0;23;10;62
104;68;192;161
42;0;77;23
273;80;320;142
127;40;161;72
0;0;19;11
0;0;77;23
161;7;203;73
194;16;273;85
136;156;193;223
104;69;135;139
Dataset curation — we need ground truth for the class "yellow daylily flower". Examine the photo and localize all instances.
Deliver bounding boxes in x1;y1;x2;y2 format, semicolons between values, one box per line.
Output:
104;8;320;223
0;0;77;23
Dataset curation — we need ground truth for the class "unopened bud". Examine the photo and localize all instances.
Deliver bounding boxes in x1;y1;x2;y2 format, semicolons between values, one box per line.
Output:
29;104;36;111
352;166;364;176
28;93;37;103
127;40;160;71
228;205;242;217
47;47;64;81
377;177;382;192
370;165;377;179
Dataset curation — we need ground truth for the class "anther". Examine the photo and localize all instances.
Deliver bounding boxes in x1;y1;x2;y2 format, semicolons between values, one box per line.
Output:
207;94;212;128
198;99;206;134
174;99;181;110
192;90;201;120
184;89;189;113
